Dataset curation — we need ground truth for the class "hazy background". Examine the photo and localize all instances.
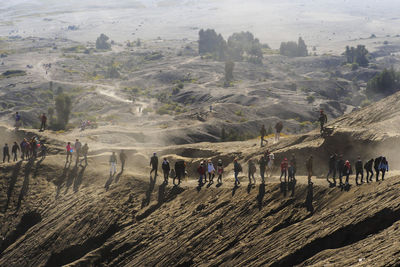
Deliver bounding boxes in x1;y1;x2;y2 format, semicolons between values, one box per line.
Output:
1;0;400;51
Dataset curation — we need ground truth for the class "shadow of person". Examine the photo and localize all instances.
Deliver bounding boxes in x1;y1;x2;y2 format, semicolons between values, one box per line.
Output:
56;164;70;199
216;182;222;188
305;182;314;215
232;184;239;196
73;166;86;192
247;183;253;194
65;165;78;194
141;175;157;208
33;157;45;178
257;183;266;211
104;173;115;192
158;182;166;205
16;158;35;211
4;161;22;212
115;169;124;184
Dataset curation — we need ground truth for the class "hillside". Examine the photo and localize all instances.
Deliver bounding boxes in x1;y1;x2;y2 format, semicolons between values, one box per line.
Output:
1;91;400;266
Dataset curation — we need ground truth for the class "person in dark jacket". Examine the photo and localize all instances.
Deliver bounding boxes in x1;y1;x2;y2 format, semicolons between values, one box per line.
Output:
162;158;170;184
364;159;374;182
197;161;206;186
326;153;337;186
379;157;389;180
248;159;256;185
233;158;242;187
40;113;47;131
174;160;185;186
12;142;20;162
3;143;10;163
337;155;345;186
306;156;313;184
258;155;267;183
119;149;126;171
290;154;296;180
374;156;383;181
319;110;328;133
260;125;267;147
150;153;158;178
355;157;364;185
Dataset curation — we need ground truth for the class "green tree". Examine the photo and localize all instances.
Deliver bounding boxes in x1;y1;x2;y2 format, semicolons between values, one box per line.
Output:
55;94;72;130
344;45;369;67
366;67;400;97
224;61;235;86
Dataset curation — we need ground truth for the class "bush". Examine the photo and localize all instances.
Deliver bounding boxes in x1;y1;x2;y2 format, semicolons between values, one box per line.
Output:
306;95;315;103
366;68;400;97
345;45;369;67
351;63;359;71
360;99;371;108
96;34;111;50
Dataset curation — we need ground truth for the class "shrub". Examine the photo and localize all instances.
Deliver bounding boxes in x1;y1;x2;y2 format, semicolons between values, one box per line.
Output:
279;37;308;57
306;95;315;103
345;45;369;67
96;34;111;50
366;67;400;97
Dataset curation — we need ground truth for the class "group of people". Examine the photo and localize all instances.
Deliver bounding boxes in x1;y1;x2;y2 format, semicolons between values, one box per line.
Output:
2;137;47;163
326;154;389;187
65;139;89;167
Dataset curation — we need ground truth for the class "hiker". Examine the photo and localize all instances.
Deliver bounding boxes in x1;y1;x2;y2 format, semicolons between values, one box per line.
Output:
217;159;224;184
355;157;364;185
260;124;267;147
337;155;345;186
343;160;352;185
150;153;158;178
207;160;215;184
374;156;383;181
197;161;206;185
248;159;256;185
79;143;89;166
66;142;73;163
274;121;283;142
3;143;10;163
326;153;337;186
288;163;296;196
258;155;267;183
162;158;170;184
280;158;288;184
40;113;47;131
119;150;127;171
364;159;374;182
15;112;21;129
290;153;296;180
267;152;275;178
109;152;117;176
174;160;185;186
39;141;46;160
74;139;82;164
379;157;389;180
319;109;328;133
31;137;37;159
12;142;19;162
20;139;27;160
306;155;313;184
233;158;242;187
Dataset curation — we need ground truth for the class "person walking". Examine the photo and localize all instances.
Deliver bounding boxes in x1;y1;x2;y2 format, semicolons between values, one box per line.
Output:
379;157;389;180
109;152;117;176
267;152;275;178
3;143;10;163
260;124;267;147
66;142;73;163
79;143;89;167
337;155;345;186
343;160;352;185
216;159;224;184
374;156;383;181
119;150;127;171
150;152;158;178
258;155;267;183
319;109;328;133
326;153;337;186
274;121;283;142
364;159;374;182
162;158;170;184
74;139;82;165
306;155;313;184
174;160;185;186
12;142;20;162
233;158;242;187
207;160;215;184
288;163;296;197
355;157;364;185
290;153;296;180
20;139;27;160
40;113;47;132
15;112;21;130
197;161;206;186
280;158;288;184
248;159;256;185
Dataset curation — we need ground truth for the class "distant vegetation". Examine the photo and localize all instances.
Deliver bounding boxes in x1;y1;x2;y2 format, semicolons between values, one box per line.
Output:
224;61;235;86
279;37;308;57
0;70;26;79
366;67;400;97
198;29;264;64
345;45;369;67
96;34;111;50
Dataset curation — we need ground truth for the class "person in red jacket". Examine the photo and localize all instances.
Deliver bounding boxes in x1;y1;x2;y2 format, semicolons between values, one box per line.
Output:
280;158;288;183
197;161;206;186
